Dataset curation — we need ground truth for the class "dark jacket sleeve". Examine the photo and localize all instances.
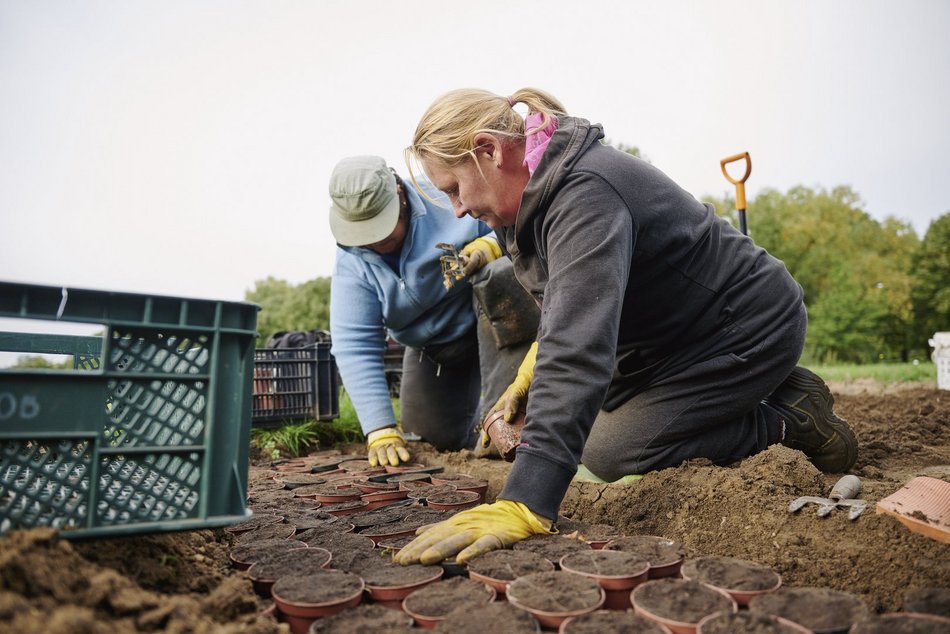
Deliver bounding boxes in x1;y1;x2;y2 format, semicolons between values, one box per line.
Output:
501;172;634;519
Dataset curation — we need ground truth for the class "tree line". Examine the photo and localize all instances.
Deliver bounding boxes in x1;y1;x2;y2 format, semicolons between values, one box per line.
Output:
248;185;949;365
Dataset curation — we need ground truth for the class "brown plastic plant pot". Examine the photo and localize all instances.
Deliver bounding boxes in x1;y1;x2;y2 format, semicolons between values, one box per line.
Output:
695;611;812;634
604;535;685;579
398;479;435;493
320;500;370;516
559;610;674;634
225;513;285;535
229;537;309;571
425;490;481;512
431;474;490;504
506;570;606;631
466;548;555;598
747;586;870;634
360;488;409;504
849;612;950;633
271;570;364;634
402;576;496;629
362;564;444;610
680;555;782;607
482;409;526;462
384;462;428;473
631;579;737;634
375;535;416;554
358;524;421;547
247;547;332;597
354;479;399;494
559;550;650;611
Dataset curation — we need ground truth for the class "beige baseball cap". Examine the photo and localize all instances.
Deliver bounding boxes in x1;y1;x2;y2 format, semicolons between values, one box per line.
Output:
328;156;401;247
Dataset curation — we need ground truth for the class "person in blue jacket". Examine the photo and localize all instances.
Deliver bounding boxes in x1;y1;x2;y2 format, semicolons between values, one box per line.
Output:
328;155;536;467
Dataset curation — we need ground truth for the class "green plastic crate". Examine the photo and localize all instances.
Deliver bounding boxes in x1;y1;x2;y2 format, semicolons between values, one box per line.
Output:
0;281;260;538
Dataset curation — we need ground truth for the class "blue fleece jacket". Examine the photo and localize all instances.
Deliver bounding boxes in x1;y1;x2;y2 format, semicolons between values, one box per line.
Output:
329;181;492;435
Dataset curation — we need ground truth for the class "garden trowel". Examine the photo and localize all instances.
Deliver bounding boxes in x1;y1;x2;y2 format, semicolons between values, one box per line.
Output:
788;475;867;520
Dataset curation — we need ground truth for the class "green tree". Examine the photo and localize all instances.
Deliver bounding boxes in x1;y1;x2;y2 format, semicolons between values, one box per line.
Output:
246;276;331;346
911;212;950;350
705;186;920;362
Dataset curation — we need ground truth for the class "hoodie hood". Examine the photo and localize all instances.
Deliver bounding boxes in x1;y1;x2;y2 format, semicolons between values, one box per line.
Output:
507;117;605;256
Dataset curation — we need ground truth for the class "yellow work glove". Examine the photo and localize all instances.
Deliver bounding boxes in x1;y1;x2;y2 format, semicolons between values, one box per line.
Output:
393;499;555;565
459;236;502;277
486;342;538;430
366;426;411;467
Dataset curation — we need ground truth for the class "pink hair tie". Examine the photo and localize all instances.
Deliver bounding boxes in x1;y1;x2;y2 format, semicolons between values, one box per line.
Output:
506;95;516;108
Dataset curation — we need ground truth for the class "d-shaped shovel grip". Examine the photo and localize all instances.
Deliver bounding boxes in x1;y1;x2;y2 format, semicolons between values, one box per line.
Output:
720;152;752;211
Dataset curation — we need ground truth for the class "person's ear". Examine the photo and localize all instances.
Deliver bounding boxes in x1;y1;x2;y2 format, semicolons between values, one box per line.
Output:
473;133;504;168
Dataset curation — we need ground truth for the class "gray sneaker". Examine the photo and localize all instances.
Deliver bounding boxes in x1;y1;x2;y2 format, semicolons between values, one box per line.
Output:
766;367;858;473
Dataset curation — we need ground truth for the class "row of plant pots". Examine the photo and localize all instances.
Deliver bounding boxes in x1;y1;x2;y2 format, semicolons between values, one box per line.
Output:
243;454;914;634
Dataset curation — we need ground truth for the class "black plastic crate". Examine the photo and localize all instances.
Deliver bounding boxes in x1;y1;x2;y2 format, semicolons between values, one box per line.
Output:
252;344;339;425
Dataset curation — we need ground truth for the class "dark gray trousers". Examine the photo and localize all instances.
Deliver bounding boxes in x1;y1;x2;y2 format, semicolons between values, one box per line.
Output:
581;304;807;481
399;259;538;451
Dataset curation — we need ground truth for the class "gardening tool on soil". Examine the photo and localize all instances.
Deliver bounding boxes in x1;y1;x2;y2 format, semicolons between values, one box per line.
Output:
788;475;867;520
720;152;752;235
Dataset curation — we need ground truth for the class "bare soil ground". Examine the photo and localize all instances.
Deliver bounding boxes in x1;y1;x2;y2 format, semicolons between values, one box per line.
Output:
1;383;948;632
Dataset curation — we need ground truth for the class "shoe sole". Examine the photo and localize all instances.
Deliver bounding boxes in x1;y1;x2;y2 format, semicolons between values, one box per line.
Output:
779;367;858;473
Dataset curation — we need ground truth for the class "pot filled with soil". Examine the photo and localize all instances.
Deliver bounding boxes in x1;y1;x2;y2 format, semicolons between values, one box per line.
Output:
407;483;458;503
362;563;444;609
225;513;284;535
308;603;414;633
849;612;950;633
271;570;364;634
747;586;870;634
320;500;370;516
436;600;542;633
235;521;297;544
696;611;812;634
399;479;435;493
556;517;622;549
246;546;332;596
338;458;376;472
425;490;481;512
467;548;555;597
559;550;650;610
377;535;416;554
429;473;489;502
347;504;415;531
276;473;328;489
297;483;363;504
385;462;429;473
631;578;737;634
359;493;411;512
513;534;592;569
229;537;308;571
559;610;674;634
386;472;433;485
355;479;399;493
506;570;605;630
296;529;375;556
604;535;685;578
680;555;782;606
903;587;950;618
402;576;496;629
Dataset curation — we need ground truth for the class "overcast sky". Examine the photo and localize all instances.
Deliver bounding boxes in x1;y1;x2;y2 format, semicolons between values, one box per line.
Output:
2;0;948;308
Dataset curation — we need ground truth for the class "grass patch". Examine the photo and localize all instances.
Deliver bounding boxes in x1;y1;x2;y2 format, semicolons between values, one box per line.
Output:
807;361;937;384
252;391;402;455
250;421;319;460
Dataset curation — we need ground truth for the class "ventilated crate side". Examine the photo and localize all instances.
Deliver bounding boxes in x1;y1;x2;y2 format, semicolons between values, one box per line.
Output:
0;281;259;538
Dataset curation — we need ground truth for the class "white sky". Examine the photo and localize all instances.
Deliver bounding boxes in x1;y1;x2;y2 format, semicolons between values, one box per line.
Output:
1;0;948;305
